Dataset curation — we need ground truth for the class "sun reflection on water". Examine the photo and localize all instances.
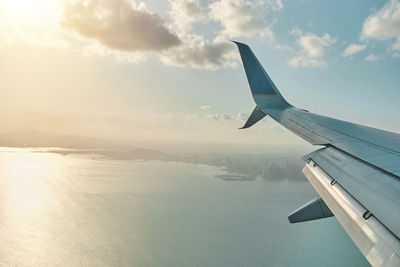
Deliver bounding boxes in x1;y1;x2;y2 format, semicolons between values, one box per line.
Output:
0;150;71;265
1;151;59;211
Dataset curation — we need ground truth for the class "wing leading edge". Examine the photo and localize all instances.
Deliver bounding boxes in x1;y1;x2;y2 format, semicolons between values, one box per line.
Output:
233;41;400;266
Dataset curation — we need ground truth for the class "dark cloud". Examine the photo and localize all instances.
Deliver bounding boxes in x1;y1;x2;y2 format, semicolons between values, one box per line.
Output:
62;0;181;52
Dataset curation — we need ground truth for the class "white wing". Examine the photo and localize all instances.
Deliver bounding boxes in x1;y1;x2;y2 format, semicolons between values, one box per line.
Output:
233;42;400;267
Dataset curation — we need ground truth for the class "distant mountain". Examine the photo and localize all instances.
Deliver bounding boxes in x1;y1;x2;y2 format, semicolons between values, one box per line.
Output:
0;130;306;180
0;129;125;149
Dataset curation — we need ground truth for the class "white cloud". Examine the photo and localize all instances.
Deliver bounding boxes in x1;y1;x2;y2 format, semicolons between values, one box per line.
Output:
364;54;380;61
298;33;335;58
0;26;68;48
210;111;258;123
362;0;400;52
289;31;335;68
342;43;366;57
81;42;147;63
237;112;249;122
169;0;208;32
160;34;237;70
169;0;283;39
392;39;400;51
164;0;287;69
210;113;234;121
288;57;326;68
209;0;276;40
62;0;181;52
270;0;283;11
163;0;285;69
200;105;211;109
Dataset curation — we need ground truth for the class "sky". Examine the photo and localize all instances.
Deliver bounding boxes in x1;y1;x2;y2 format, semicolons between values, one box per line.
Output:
0;0;399;148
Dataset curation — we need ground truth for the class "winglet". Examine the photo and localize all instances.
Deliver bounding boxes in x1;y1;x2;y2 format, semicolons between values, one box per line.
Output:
232;41;291;110
240;106;267;129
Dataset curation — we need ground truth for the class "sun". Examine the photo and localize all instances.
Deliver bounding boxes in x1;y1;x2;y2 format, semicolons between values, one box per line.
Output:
0;0;65;45
0;0;63;28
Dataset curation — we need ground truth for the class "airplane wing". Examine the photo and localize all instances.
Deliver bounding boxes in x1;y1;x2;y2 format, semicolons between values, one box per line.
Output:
233;41;400;267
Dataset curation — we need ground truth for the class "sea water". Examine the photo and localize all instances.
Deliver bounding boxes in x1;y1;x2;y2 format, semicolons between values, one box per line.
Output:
0;151;368;266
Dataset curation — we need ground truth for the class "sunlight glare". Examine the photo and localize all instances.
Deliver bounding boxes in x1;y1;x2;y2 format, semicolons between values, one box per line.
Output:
0;0;63;29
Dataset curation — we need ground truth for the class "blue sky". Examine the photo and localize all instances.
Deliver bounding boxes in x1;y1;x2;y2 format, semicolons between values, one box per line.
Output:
0;0;399;148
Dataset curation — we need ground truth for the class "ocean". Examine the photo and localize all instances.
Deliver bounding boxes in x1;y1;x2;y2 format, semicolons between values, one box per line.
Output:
0;151;368;266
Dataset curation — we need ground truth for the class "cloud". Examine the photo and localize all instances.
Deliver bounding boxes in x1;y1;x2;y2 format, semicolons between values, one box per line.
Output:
169;0;283;38
209;0;276;40
169;0;208;32
361;0;400;52
342;43;366;57
60;0;245;69
163;0;284;69
57;0;285;70
210;113;234;121
160;35;237;70
210;111;255;123
0;26;68;48
200;105;212;109
364;54;380;61
237;112;249;122
62;0;181;52
269;0;283;11
289;31;336;68
297;33;335;58
81;42;147;63
288;57;326;68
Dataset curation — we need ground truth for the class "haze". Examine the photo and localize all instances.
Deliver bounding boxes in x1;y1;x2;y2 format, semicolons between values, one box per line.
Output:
1;0;400;149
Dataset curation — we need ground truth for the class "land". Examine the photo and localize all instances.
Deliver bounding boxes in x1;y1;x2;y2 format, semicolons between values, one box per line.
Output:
0;130;308;181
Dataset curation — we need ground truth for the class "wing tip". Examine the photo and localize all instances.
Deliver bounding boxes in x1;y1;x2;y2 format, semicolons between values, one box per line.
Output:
230;40;248;48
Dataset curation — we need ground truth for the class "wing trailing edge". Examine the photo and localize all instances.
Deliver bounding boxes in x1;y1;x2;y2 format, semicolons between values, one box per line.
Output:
303;158;400;266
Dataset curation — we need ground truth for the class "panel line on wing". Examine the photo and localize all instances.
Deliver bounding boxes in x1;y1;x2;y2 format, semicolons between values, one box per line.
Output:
288;109;400;156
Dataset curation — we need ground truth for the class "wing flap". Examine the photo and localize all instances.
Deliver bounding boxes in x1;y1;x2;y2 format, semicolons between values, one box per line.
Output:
304;147;400;240
303;159;400;266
